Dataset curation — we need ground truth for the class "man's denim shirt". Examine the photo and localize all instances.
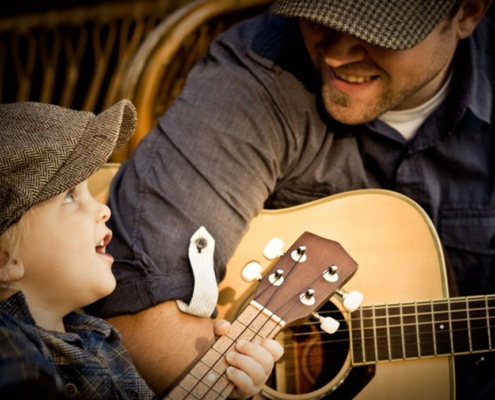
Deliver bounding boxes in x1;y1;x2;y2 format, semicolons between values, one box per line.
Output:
102;12;495;316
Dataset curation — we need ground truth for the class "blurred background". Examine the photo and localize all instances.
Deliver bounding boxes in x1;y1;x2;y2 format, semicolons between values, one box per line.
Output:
0;0;493;161
0;0;272;160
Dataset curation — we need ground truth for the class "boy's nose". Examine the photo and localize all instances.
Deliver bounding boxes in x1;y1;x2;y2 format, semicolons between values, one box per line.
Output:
97;202;111;223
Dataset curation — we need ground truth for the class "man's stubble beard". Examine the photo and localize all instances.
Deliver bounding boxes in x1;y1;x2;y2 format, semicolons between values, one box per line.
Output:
319;62;450;126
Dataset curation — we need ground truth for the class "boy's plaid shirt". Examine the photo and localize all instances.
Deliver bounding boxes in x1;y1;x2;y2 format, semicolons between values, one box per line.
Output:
0;292;157;399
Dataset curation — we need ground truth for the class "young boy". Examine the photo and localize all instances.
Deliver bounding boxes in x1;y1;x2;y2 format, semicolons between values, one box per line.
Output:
0;101;282;399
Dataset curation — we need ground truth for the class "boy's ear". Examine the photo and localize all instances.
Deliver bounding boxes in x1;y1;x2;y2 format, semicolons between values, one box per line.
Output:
0;252;25;283
455;0;493;39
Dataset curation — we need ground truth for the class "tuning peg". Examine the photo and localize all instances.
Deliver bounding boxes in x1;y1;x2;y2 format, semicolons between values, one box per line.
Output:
323;264;339;282
263;238;284;260
336;289;364;312
241;262;263;283
312;312;340;334
299;288;316;306
291;245;307;262
269;269;284;286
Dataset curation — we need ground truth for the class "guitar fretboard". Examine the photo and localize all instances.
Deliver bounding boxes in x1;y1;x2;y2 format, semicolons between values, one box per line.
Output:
350;295;495;364
165;303;282;399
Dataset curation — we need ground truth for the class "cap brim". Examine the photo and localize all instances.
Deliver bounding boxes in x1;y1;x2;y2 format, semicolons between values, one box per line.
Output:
39;99;136;205
272;0;457;50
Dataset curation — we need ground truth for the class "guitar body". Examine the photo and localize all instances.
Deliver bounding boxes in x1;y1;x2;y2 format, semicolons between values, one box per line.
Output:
217;189;455;399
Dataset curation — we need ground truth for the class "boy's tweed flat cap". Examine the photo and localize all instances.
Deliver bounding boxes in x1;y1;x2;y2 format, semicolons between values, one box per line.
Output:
0;100;136;236
272;0;457;50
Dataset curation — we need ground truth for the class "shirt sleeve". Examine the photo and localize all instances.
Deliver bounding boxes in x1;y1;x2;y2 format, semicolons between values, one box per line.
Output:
92;14;317;318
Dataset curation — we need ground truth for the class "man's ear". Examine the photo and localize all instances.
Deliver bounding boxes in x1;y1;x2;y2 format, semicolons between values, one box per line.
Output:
455;0;493;39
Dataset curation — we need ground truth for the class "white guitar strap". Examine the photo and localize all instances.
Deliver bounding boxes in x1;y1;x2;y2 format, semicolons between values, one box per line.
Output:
176;226;218;317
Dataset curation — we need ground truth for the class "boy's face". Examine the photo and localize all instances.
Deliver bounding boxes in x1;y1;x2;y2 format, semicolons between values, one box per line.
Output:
299;14;459;124
16;180;115;313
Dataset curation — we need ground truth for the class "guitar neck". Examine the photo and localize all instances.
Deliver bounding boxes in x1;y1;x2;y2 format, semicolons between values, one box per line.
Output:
350;295;495;364
165;303;283;400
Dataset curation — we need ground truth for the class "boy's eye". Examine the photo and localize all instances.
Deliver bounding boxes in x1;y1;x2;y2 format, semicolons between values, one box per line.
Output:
63;189;77;204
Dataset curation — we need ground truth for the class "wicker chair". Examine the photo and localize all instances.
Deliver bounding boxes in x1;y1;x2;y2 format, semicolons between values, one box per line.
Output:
0;0;192;116
115;0;273;161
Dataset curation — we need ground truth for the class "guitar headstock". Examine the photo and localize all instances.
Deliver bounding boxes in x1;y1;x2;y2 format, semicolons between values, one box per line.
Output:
252;232;359;328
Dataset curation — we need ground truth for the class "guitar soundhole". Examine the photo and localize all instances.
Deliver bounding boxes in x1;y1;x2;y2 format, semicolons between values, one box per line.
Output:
265;301;349;397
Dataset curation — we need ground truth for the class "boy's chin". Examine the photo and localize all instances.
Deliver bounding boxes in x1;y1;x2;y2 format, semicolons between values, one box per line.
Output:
87;278;117;307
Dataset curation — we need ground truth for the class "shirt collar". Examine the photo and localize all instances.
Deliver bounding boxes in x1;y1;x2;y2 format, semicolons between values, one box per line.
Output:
455;19;492;125
0;291;36;324
364;18;493;144
0;291;118;340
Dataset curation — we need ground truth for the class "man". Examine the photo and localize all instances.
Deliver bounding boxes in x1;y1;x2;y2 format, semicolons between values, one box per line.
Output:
90;0;495;397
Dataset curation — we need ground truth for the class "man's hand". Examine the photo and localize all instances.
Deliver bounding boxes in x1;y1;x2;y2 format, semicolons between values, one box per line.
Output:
213;320;284;399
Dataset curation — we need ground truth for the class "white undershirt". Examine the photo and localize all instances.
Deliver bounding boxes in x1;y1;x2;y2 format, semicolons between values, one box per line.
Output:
378;70;453;141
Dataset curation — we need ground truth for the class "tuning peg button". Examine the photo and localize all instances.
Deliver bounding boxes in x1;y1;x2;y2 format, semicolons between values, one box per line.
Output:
291;245;307;262
263;238;285;260
241;262;263;283
269;269;284;286
337;289;364;312
323;264;339;282
312;312;340;334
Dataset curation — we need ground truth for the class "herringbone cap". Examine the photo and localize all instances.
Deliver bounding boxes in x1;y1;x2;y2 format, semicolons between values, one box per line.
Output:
0;100;136;236
272;0;457;50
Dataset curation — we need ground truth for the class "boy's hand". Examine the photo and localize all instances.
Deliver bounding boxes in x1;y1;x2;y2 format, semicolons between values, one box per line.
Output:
213;320;284;399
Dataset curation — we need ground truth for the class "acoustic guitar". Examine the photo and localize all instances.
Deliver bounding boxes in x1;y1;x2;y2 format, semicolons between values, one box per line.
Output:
217;189;495;400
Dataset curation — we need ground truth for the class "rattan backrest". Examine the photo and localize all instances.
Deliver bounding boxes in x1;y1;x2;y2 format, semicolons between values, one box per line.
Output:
0;0;191;116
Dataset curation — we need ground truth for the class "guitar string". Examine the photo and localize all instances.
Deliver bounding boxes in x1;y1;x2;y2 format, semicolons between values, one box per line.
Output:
266;303;495;369
208;252;320;399
256;316;495;391
204;250;334;400
177;251;310;400
235;260;349;398
244;300;495;393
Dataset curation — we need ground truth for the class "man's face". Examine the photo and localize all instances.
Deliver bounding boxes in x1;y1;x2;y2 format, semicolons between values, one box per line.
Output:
299;17;460;124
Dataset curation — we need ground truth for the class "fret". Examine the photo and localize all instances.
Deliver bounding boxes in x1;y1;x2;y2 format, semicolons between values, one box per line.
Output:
448;298;469;354
399;304;406;358
372;305;378;363
415;302;421;357
388;304;404;360
488;296;495;349
417;301;434;357
166;303;280;400
350;308;365;364
167;385;190;400
468;297;491;352
362;306;375;363
402;304;419;358
374;305;389;361
350;295;495;371
179;369;222;398
432;300;452;355
386;304;392;360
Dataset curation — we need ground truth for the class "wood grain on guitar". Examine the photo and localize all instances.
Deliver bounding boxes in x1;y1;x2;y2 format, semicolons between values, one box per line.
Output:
166;232;358;400
217;189;470;400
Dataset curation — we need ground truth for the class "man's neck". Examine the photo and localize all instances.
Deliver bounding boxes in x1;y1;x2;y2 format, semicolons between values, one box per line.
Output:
378;69;453;140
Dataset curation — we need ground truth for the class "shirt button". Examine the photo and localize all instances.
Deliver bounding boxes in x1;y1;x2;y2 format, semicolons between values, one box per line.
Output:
127;389;140;399
195;237;207;252
65;383;78;397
